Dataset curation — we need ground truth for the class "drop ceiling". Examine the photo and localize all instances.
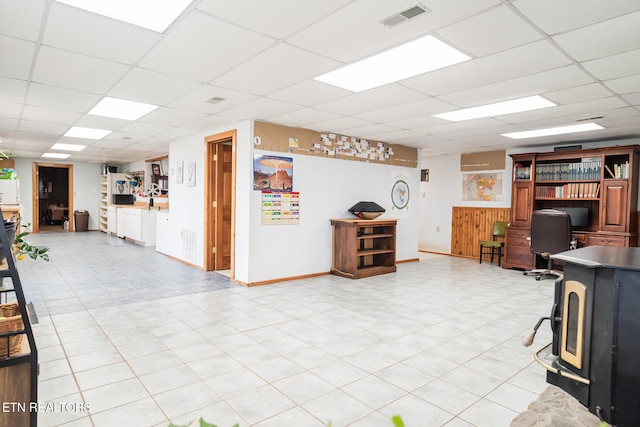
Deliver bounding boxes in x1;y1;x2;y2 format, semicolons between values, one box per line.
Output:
0;0;639;163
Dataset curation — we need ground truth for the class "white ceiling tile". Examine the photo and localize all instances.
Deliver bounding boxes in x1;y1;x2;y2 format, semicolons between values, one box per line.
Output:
108;68;201;106
437;65;595;107
139;107;207;127
387;115;443;131
72;115;128;131
0;36;36;80
315;84;426;116
18;119;70;135
582;49;640;80
353;98;457;123
0;101;22;118
140;11;276;83
544;83;614;105
604;74;640;95
514;0;640;35
212;43;340;96
306;116;372;133
197;0;354;39
402;40;572;96
216;98;302;121
268;108;342;127
0;0;46;41
0;118;19;131
338;123;402;139
180;115;238;132
22;105;80;124
43;3;160;64
269;80;351;107
168;85;259;114
32;46;129;93
498;97;627;125
288;0;499;63
622;92;640;106
0;77;28;103
436;6;541;57
26;83;101;113
553;11;640;61
118;122;174;137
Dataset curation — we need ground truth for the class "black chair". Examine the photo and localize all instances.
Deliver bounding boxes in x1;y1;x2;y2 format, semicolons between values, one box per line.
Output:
524;209;573;281
479;220;509;266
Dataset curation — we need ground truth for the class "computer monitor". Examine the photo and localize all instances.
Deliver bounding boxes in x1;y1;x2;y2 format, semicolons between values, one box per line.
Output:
554;207;589;228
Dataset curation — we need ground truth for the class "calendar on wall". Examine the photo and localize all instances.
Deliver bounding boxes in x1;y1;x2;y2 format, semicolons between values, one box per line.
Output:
261;191;300;225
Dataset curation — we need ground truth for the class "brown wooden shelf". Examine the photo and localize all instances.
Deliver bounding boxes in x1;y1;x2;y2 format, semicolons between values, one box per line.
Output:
330;218;397;279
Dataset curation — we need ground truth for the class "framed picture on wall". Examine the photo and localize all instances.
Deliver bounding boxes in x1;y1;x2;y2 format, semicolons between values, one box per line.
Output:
176;161;184;184
151;163;161;176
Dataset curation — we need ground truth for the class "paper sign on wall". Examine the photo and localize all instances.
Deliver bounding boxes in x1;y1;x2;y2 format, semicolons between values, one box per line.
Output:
261;191;300;225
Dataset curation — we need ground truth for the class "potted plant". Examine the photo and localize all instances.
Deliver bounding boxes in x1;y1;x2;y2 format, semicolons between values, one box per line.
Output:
13;223;49;261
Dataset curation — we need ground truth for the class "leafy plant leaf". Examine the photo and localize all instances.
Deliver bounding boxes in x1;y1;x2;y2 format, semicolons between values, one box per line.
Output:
392;415;406;427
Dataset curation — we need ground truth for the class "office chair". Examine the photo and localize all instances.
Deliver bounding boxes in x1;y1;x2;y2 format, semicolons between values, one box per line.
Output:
524;209;573;281
479;220;509;266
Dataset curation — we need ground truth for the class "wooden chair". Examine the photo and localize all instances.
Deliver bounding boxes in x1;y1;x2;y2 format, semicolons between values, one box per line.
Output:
479;221;509;266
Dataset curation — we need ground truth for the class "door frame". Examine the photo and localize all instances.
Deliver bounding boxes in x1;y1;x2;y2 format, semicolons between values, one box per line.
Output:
204;130;237;276
32;163;74;233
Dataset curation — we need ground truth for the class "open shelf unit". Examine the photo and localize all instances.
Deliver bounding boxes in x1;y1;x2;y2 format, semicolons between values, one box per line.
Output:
330;218;397;279
504;145;639;271
0;208;38;427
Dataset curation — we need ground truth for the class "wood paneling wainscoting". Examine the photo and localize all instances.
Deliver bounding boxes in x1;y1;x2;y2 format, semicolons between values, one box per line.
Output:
451;207;511;260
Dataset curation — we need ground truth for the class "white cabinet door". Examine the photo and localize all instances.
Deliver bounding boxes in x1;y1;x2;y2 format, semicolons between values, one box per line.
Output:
156;212;169;254
107;206;118;234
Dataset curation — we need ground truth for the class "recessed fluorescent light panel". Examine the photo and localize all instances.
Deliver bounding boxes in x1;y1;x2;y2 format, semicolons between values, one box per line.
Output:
64;127;112;140
501;123;604;139
42;153;71;159
89;97;159;120
314;35;471;92
433;96;556;122
55;0;193;32
51;143;87;151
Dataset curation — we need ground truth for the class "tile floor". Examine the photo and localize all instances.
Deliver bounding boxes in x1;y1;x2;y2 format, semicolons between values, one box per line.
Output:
9;231;555;426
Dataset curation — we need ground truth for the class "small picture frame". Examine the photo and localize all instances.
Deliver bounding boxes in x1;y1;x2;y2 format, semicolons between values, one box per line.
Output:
151;163;161;176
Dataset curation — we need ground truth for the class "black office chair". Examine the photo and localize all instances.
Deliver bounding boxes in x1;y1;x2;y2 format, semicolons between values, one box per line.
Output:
524;209;573;281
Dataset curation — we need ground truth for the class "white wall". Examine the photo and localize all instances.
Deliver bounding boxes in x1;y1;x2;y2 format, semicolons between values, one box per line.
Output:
12;158;102;230
167;120;420;284
247;150;420;283
418;137;640;254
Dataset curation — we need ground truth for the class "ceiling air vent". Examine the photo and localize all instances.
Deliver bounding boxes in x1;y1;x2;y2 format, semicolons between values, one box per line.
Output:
380;4;430;28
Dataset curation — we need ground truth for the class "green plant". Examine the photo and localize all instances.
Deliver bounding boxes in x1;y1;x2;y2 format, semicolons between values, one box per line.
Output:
13;223;49;261
169;417;237;427
170;415;405;427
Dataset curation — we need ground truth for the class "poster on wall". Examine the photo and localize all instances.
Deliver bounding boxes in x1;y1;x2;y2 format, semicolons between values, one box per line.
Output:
187;162;196;187
253;154;293;191
462;172;503;201
390;172;410;216
261;191;300;225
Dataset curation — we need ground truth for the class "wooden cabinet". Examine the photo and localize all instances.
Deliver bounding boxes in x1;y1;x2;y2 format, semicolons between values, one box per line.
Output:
330;219;396;279
504;145;639;270
600;179;628;232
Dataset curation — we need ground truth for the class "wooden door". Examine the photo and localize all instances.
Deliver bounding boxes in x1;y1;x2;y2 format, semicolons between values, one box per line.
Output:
214;143;233;270
601;179;628;232
511;181;532;228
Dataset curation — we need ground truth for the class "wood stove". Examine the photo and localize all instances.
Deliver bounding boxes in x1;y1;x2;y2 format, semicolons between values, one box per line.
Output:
526;246;640;426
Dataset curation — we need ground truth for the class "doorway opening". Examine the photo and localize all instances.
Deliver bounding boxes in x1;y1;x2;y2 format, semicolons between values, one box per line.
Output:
204;130;236;277
32;163;74;233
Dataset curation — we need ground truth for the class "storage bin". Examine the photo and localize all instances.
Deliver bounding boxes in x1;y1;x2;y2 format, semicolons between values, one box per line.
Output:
0;302;23;357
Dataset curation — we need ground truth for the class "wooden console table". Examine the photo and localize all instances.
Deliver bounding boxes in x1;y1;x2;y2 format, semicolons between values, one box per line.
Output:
330;218;397;279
